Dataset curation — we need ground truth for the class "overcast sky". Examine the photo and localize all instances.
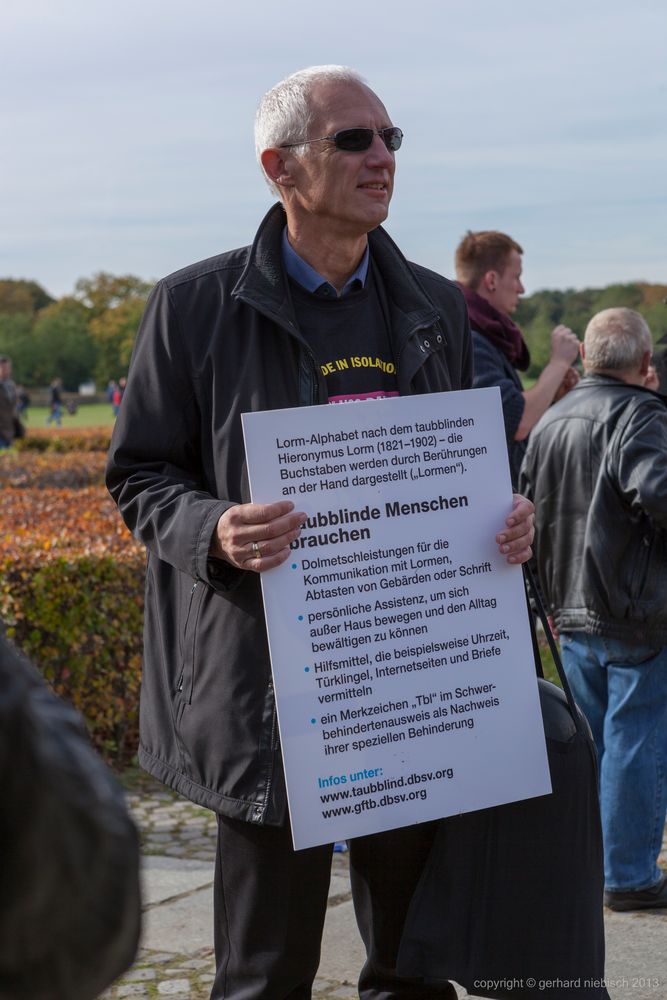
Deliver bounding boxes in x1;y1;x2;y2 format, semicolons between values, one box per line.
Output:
2;0;665;299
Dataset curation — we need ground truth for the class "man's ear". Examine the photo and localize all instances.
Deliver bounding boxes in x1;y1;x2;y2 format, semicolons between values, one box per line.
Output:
260;148;296;190
481;269;497;294
639;349;652;378
579;342;586;363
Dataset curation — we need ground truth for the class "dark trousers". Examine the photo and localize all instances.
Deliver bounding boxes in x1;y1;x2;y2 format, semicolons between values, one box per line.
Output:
210;816;456;1000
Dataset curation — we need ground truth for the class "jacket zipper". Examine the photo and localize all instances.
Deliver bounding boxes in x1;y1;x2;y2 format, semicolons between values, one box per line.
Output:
176;581;199;694
186;584;206;704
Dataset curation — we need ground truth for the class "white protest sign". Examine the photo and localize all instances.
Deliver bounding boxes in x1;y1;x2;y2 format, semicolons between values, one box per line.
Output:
242;389;551;850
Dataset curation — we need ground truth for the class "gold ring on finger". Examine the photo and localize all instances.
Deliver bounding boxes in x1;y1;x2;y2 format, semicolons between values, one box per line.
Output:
252;541;261;558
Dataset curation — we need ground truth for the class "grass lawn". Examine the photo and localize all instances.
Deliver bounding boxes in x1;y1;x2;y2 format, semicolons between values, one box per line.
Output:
540;643;562;687
20;403;116;428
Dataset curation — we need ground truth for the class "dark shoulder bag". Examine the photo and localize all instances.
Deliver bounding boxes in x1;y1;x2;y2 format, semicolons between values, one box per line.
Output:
396;566;610;1000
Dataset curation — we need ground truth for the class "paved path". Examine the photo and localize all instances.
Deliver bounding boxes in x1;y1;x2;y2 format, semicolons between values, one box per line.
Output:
102;780;667;999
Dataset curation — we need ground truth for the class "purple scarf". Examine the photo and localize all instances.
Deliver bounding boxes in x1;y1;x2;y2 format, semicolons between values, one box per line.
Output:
460;286;530;371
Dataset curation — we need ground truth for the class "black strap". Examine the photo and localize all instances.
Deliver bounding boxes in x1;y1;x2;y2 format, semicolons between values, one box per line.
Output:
524;572;544;680
523;564;584;732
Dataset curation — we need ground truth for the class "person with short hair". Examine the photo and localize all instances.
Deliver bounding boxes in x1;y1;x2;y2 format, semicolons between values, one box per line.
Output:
520;306;667;912
107;65;536;999
455;229;580;484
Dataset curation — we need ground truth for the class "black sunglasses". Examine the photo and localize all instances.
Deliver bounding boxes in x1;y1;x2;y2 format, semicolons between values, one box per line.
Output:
280;126;403;153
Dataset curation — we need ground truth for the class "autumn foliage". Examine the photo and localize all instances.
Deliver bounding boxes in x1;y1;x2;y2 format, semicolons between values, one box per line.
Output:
1;456;145;763
0;450;107;488
16;426;112;452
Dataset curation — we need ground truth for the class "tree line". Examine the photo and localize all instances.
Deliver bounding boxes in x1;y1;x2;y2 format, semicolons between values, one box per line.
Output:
515;282;667;379
0;275;152;391
0;274;665;391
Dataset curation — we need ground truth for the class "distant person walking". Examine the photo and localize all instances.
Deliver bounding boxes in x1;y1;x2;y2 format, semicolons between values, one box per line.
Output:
455;230;580;485
111;381;122;416
0;355;19;448
16;385;30;421
520;307;667;912
46;377;64;426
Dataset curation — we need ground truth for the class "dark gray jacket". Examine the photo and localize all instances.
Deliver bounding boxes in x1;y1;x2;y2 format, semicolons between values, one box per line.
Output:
471;330;527;487
0;635;140;999
106;203;472;824
519;374;667;644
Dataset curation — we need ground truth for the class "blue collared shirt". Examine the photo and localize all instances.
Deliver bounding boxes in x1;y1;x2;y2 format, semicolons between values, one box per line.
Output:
281;229;369;298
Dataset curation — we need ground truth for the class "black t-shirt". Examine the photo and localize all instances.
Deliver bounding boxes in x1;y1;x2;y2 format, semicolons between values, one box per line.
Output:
289;267;398;404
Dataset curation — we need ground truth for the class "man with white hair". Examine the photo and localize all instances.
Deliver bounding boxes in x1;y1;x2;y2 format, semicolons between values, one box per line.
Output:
520;307;667;913
108;66;535;998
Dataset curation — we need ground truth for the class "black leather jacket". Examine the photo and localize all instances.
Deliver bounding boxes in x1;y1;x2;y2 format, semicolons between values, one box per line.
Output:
107;203;472;824
519;374;667;644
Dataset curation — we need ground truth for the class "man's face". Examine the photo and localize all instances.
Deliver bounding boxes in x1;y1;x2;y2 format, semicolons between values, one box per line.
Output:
487;249;525;316
0;360;10;381
282;80;396;238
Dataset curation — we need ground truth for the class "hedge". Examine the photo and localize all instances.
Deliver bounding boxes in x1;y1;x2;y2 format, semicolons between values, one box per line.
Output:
0;450;107;488
15;427;112;452
1;486;145;764
2;486;136;556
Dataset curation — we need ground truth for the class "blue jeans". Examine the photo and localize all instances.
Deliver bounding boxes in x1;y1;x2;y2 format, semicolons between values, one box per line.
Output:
560;631;667;891
47;403;62;426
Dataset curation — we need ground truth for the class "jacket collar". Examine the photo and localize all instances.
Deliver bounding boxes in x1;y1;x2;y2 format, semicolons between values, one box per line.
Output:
573;373;667;407
232;202;439;337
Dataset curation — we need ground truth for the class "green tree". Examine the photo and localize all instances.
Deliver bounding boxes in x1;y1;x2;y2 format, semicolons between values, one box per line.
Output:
0;280;56;387
75;272;151;384
90;297;147;384
517;283;667;378
0;279;54;315
31;298;98;390
643;303;667;346
0;312;35;384
75;272;151;317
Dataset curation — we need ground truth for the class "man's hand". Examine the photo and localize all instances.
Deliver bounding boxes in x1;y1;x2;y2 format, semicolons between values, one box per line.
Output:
495;494;535;565
211;501;306;572
547;614;560;642
550;324;580;366
517;329;581;439
553;365;580;402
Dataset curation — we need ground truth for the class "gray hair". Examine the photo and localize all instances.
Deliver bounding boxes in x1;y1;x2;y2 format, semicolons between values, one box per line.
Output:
255;65;367;196
583;307;652;373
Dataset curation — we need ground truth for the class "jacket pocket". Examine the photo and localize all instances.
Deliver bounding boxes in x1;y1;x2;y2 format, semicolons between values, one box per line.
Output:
176;580;206;705
629;533;652;603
